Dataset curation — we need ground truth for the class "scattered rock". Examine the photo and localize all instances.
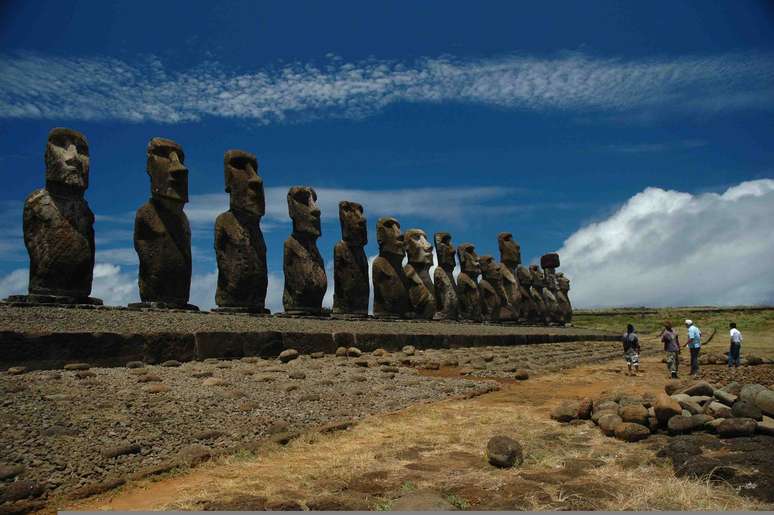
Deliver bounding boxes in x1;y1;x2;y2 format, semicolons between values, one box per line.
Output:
75;370;96;379
614;422;650;442
486;435;524;468
425;361;440;370
402;345;416;356
7;367;27;375
194;430;224;440
137;374;161;383
717;418;757;438
278;349;299;363
739;384;766;404
0;480;45;502
335;347;347;357
68;478;126;500
731;400;762;421
598;413;623;436
678;381;714;397
756;417;774;436
129;368;148;376
513;369;530;381
299;394;320;402
713;389;737;406
161;360;182;367
390;491;457;511
288;371;306;380
354;359;370;368
551;401;580;423
381;366;399;373
654;394;682;426
101;443;141;459
126;361;145;369
704;401;732;419
668;415;699;435
202;377;227;387
372;348;386;357
143;383;170;394
63;362;90;371
310;352;324;359
755;389;774;417
619;404;649;426
0;464;24;481
191;371;213;378
346;347;362;357
576;398;593;420
177;445;212;467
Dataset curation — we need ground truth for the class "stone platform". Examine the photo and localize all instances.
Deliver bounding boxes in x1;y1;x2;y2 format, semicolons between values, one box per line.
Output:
0;305;618;370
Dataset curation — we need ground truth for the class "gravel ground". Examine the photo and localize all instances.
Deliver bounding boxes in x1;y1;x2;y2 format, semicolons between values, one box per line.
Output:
0;340;622;508
0;304;611;337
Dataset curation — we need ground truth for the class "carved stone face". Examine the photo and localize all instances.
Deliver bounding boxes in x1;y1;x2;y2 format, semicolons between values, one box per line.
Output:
405;229;432;265
457;243;480;277
480;255;501;282
45;128;89;192
224;150;264;217
497;232;521;267
147;138;188;203
517;265;532;286
376;217;404;257
544;267;558;290
557;272;570;292
434;232;455;269
530;265;545;288
339;201;367;246
287;186;321;237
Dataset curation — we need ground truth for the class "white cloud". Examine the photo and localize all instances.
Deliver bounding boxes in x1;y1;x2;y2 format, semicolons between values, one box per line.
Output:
558;178;774;308
0;268;27;298
1;51;772;124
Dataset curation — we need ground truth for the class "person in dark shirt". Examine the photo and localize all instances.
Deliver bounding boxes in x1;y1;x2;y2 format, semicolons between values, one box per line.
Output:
622;323;640;376
661;320;680;379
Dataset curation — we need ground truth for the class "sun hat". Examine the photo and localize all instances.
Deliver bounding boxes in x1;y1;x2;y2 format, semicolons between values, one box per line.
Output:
685;319;693;326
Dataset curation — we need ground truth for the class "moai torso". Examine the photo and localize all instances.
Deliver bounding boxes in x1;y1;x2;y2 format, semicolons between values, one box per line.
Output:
23;128;95;299
498;263;522;321
497;232;527;322
134;138;192;305
215;150;268;310
372;217;410;318
517;264;541;323
283;186;326;314
432;232;458;320
479;255;511;322
404;229;436;320
456;243;482;322
333;201;369;316
557;272;573;323
529;265;550;324
539;254;561;324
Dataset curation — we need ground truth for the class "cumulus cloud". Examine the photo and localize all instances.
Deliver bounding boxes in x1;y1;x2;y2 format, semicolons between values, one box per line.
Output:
1;51;772;124
558;179;774;308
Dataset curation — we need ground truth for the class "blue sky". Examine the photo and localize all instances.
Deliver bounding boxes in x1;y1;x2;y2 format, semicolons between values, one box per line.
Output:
1;1;773;309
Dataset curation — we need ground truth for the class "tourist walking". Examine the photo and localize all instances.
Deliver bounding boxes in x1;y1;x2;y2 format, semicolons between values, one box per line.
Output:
684;319;702;376
622;324;640;376
661;321;680;379
728;322;743;368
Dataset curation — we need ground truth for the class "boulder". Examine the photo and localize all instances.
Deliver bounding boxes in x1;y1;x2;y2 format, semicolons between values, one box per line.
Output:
678;381;714;397
754;389;774;417
591;409;618;423
177;444;212;467
739;384;766;404
731;400;762;421
598;413;623;436
721;381;742;396
713;389;737;407
335;347;347;357
126;361;145;369
757;416;774;436
690;414;714;429
671;393;691;403
278;349;299;363
64;362;90;371
668;415;699;435
7;366;28;375
717;418;757;438
346;347;362;357
689;395;712;405
704;401;732;419
486;435;524;468
619;404;649;426
161;360;181;367
746;355;764;366
654;393;683;426
704;418;725;432
577;398;593;420
402;345;416;356
678;400;703;416
594;400;619;412
513;369;530;381
551;400;580;423
614;422;650;442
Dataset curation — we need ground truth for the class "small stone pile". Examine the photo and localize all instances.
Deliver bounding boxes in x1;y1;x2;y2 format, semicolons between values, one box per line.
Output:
551;380;774;442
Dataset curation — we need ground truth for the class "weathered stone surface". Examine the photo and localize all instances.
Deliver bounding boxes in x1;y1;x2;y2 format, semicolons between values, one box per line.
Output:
214;150;269;312
654;393;683;426
278;349;299;363
717;418;757;438
403;229;436;320
704;401;732;419
555;272;573;324
486;435;524;468
134;138;194;307
754;389;774;417
0;465;24;481
620;404;649;426
551;400;580;422
333;201;369;316
678;381;714;397
668;415;699;435
19;128;100;303
679;399;703;415
479;255;512;322
456;243;482;322
543;265;567;325
598;413;623;436
731;400;763;421
0;480;45;503
514;369;530;381
530;265;556;325
497;232;533;323
102;443;141;459
283;186;326;314
372;217;410;318
614;422;650;442
713;389;737;406
432;232;458;320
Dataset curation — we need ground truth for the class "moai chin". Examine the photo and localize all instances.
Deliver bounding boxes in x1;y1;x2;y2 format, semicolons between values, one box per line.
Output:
332;201;369;317
403;228;436;320
213;150;269;313
456;243;482;322
372;217;411;318
556;272;573;324
540;253;564;325
132;137;196;309
497;232;531;323
479;255;512;322
529;264;551;325
283;186;327;315
10;128;102;305
433;232;458;320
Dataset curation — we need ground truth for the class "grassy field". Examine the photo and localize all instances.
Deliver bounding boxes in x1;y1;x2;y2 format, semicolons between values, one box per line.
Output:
573;307;774;358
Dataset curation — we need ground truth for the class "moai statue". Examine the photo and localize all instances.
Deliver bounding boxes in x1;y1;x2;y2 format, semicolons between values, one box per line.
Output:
132;138;196;309
498;233;531;323
404;228;436;320
9;128;102;305
517;264;541;323
529;265;551;325
283;186;327;315
456;243;482;322
432;232;458;320
479;255;512;322
213;150;268;313
556;272;573;324
372;217;411;318
541;253;564;325
332;201;369;317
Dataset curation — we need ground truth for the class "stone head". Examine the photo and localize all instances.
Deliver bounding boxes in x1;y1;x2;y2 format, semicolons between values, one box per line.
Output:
457;243;480;277
339;201;367;246
434;232;455;270
517;265;532;286
557;272;570;292
529;265;545;288
480;255;501;282
376;217;404;258
287;186;321;238
497;232;521;268
405;229;433;265
147;137;188;204
540;252;560;271
224;149;264;217
45;128;89;193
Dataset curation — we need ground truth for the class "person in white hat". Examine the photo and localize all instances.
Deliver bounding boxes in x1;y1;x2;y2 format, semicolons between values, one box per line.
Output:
684;319;702;376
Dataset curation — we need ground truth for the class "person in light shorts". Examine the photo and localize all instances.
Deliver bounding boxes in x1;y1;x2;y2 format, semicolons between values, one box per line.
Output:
622;323;640;376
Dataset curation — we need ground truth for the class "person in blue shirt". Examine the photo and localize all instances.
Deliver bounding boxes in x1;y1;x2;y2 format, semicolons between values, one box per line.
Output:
684;319;702;376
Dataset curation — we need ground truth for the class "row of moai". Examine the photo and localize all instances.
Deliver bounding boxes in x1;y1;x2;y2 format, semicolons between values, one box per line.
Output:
8;129;571;324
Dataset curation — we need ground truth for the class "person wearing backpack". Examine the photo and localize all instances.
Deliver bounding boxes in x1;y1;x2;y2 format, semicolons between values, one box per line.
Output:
622;323;640;376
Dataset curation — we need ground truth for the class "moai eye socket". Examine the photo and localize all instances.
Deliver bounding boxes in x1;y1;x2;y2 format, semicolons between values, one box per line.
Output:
292;189;311;204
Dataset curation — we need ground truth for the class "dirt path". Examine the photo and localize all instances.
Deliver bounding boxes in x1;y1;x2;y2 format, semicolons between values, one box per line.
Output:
65;355;766;512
